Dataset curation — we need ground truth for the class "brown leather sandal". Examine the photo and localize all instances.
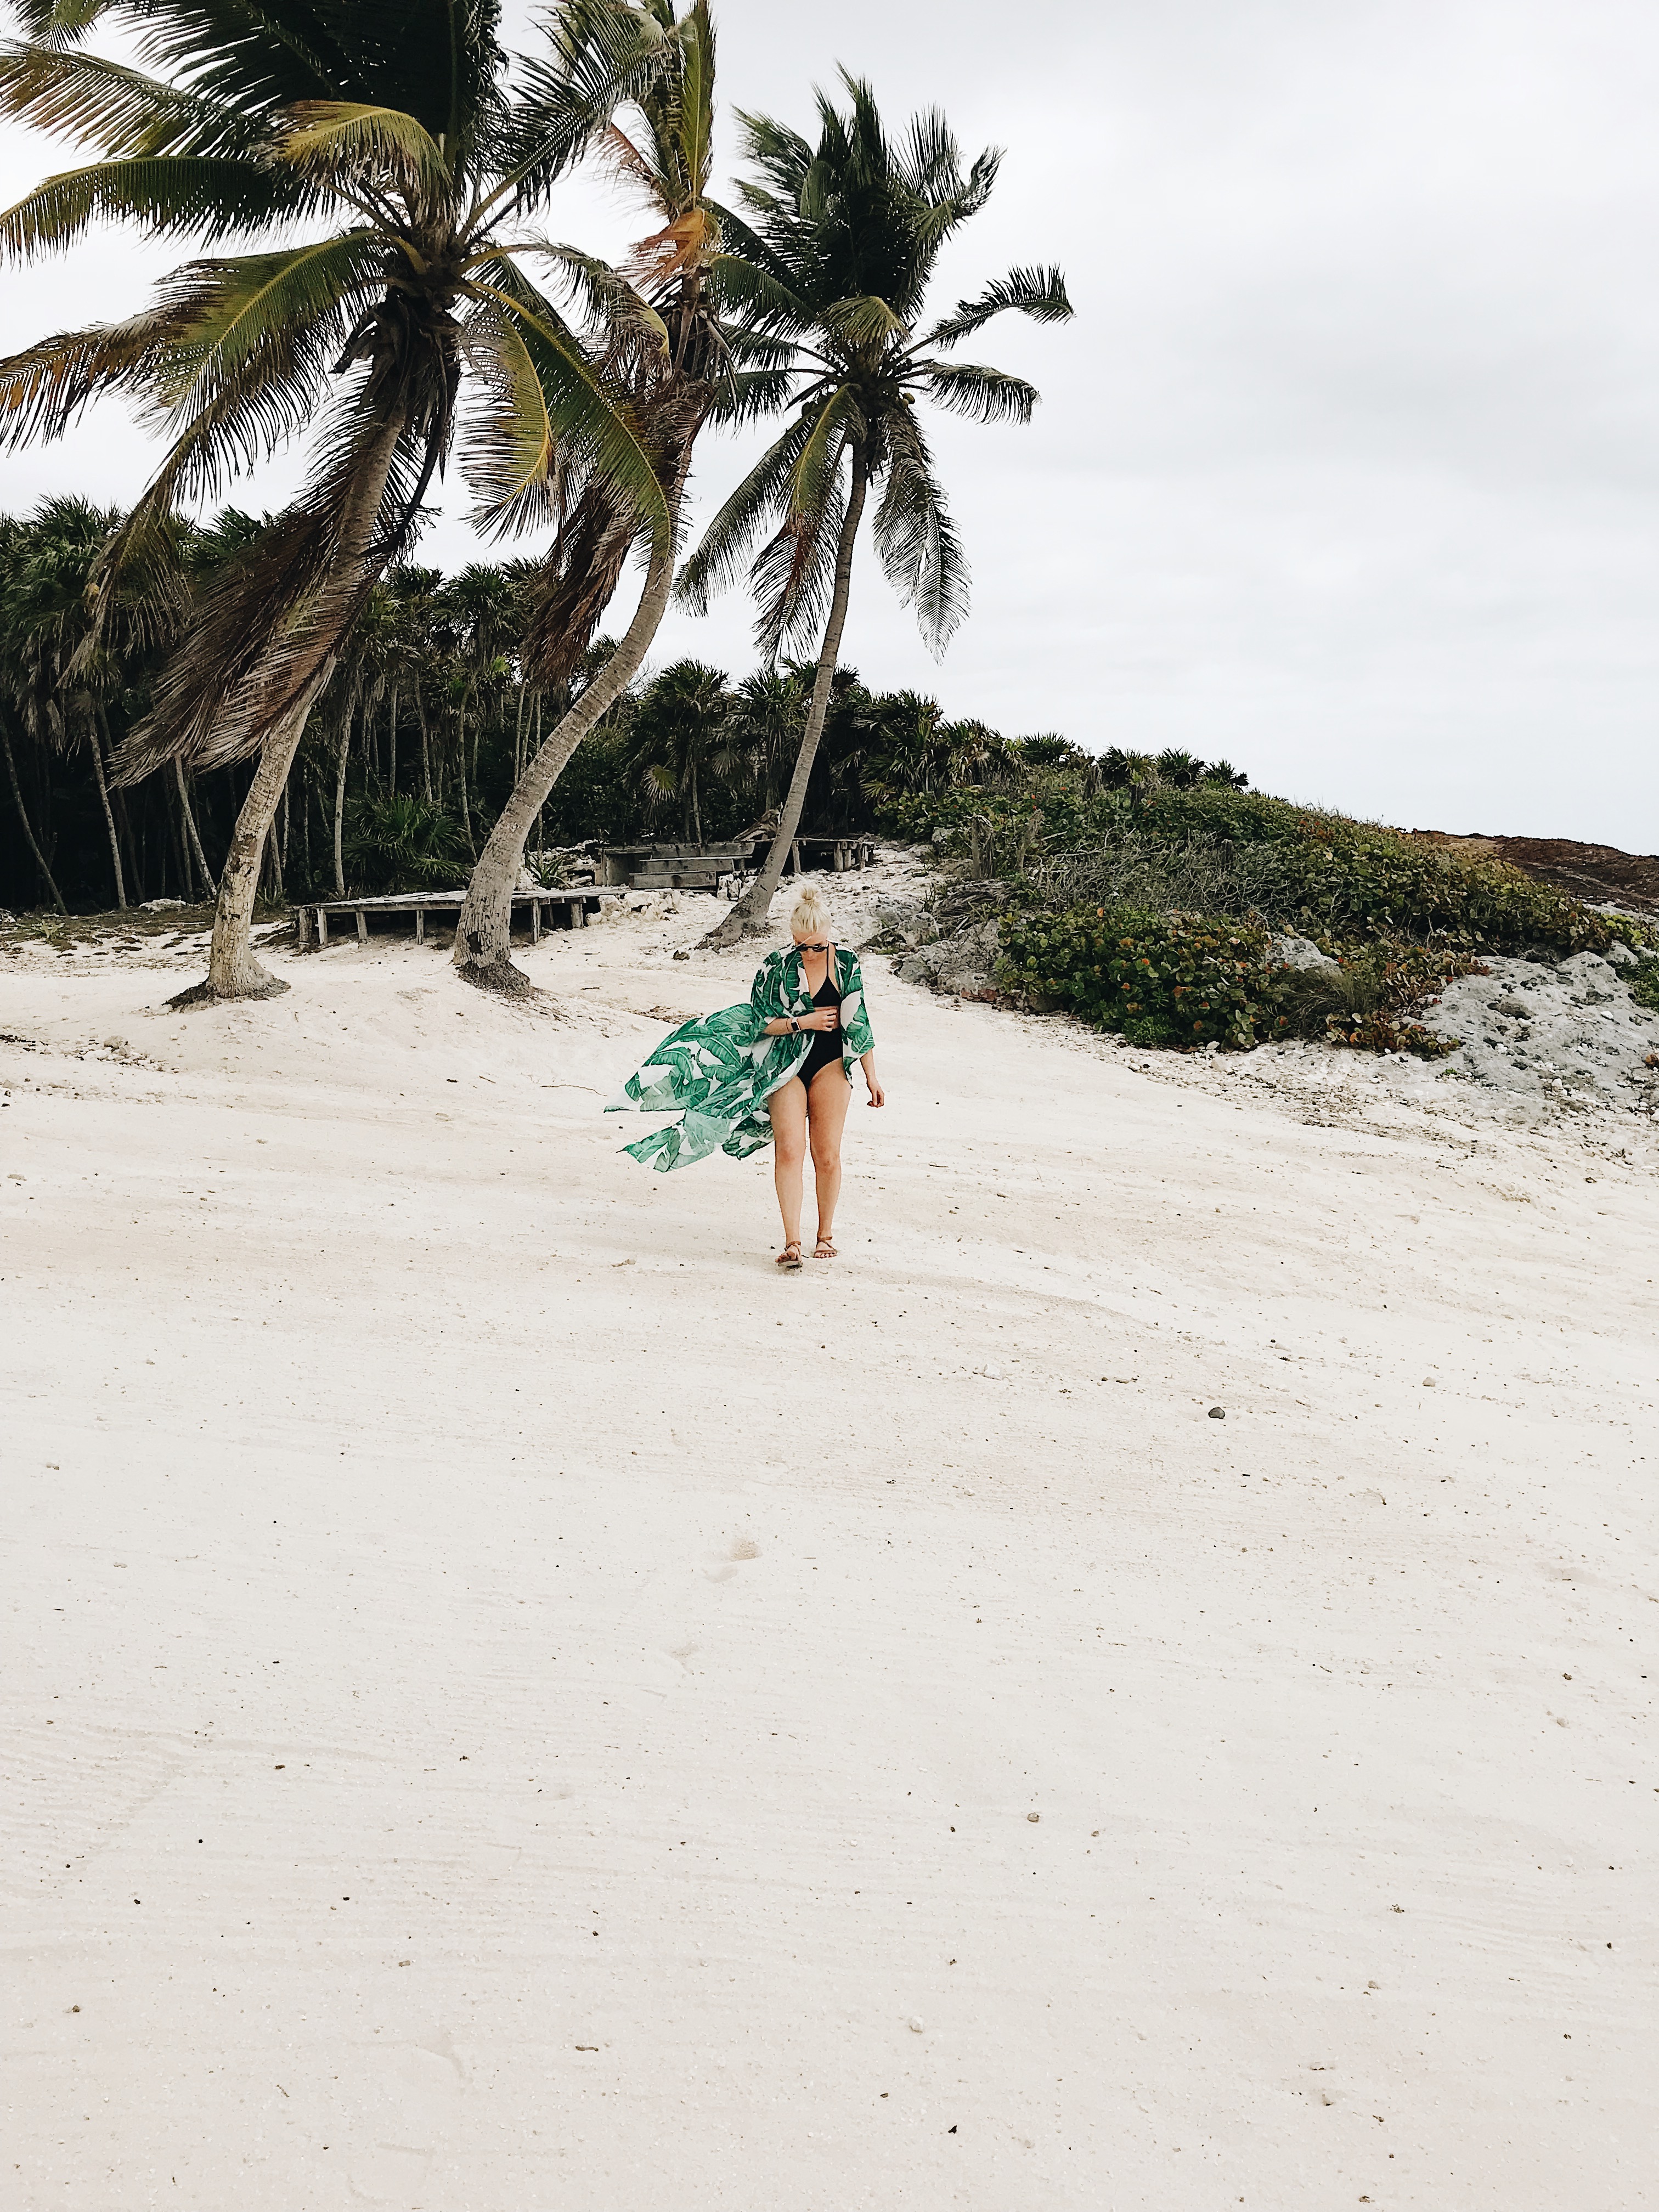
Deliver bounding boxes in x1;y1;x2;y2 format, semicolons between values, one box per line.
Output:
812;1237;838;1259
776;1240;803;1272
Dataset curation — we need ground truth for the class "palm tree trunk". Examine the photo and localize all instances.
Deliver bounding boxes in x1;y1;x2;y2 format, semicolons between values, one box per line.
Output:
88;720;126;910
100;712;143;898
456;693;476;855
453;533;676;994
1;714;65;913
174;760;214;899
187;405;410;1005
189;674;329;1001
416;677;431;802
706;445;868;947
266;820;285;904
332;714;350;895
388;686;398;797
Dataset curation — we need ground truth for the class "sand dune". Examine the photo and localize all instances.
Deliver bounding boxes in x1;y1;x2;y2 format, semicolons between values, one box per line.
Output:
3;891;1656;2209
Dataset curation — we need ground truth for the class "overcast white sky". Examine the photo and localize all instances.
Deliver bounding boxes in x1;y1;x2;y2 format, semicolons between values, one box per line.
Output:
3;0;1657;845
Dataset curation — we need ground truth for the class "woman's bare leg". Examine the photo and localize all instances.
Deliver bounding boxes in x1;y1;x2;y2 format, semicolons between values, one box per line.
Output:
767;1078;809;1250
806;1065;852;1246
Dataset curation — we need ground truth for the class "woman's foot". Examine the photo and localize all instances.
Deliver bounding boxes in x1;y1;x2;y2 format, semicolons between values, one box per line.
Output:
776;1240;803;1272
812;1236;837;1259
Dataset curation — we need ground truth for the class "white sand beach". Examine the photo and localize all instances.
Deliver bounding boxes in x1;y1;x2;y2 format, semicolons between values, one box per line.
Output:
4;888;1656;2210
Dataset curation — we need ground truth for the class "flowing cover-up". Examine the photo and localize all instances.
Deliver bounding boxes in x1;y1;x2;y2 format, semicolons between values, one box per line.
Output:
607;944;876;1172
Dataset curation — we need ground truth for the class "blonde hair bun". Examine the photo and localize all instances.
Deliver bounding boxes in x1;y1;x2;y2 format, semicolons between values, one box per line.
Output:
789;885;832;937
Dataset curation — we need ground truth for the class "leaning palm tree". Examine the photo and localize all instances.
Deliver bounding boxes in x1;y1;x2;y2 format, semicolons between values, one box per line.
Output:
0;0;671;996
682;76;1073;946
452;0;784;992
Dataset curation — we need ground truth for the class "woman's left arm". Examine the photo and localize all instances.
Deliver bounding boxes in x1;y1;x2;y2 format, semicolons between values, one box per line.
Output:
841;952;882;1104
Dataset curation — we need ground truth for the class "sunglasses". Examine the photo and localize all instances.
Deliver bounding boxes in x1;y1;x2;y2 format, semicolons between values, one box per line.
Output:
795;939;832;951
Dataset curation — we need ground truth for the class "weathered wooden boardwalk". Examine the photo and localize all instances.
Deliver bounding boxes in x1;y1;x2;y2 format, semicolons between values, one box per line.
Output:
596;834;877;890
295;888;620;950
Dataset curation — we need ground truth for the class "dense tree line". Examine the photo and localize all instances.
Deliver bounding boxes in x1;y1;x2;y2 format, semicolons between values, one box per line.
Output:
3;495;1150;910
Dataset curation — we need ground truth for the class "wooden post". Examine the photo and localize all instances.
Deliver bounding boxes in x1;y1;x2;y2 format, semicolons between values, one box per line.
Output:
790;839;802;877
574;896;588;929
298;906;313;952
531;898;540;944
356;910;368;945
317;910;329;948
415;908;425;943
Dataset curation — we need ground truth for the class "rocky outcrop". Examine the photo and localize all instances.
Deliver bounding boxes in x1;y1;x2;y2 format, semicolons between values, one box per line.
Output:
896;915;1001;1000
1419;947;1659;1110
1266;934;1339;971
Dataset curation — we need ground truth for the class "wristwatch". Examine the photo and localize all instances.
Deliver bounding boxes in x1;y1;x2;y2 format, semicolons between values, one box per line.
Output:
787;1016;799;1034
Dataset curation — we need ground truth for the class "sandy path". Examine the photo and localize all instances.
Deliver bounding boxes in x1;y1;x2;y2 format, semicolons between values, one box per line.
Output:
3;906;1655;2210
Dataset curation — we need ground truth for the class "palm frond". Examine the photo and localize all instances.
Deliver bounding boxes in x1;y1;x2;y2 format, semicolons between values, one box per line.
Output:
788;381;859;528
702;365;795;427
460;258;670;548
706;247;814;333
270;100;448;195
922;263;1073;348
751;468;845;665
0;154;315;261
12;0;117;46
116;380;442;780
511;235;669;354
920;359;1038;424
702;195;804;300
674;409;815;615
493;0;667;218
0;40;249;158
0;308;178;448
147;234;388;414
817;294;906;352
517;477;639;689
455;302;564;537
873;405;969;655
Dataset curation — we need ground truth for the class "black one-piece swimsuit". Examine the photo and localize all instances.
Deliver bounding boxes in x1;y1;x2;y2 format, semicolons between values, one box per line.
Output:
797;960;843;1088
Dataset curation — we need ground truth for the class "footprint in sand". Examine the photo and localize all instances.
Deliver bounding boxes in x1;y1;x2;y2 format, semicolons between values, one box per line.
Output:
702;1536;760;1583
346;2039;465;2203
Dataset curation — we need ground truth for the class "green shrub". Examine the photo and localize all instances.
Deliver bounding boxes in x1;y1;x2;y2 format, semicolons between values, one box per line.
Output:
997;905;1276;1049
1267;943;1480;1058
342;794;467;891
996;905;1482;1058
1627;955;1659;1012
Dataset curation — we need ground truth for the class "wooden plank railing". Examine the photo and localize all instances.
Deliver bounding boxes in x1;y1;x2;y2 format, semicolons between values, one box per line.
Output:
295;888;621;951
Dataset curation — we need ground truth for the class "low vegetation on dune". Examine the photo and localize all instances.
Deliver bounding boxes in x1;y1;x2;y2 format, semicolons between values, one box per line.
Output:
873;748;1654;1056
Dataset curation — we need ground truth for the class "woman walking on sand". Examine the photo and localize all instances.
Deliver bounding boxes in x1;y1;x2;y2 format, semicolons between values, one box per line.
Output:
608;887;884;1268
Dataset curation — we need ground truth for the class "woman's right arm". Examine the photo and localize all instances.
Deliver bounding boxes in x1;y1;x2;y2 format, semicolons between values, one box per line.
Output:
752;955;833;1035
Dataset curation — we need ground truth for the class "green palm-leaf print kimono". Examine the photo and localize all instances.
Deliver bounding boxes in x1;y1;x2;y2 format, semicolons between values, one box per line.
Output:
608;944;876;1172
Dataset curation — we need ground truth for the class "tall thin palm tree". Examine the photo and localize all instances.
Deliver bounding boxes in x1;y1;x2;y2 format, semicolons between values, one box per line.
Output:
681;76;1073;945
441;561;520;853
623;656;730;841
726;664;806;817
0;0;670;991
